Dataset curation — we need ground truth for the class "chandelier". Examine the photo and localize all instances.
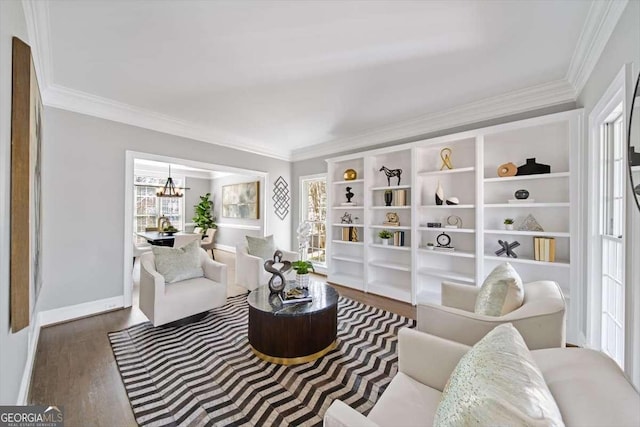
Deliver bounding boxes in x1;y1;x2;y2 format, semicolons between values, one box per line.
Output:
156;165;183;198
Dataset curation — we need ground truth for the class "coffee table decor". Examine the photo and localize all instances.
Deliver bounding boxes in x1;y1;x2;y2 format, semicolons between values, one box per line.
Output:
109;293;415;426
263;250;292;293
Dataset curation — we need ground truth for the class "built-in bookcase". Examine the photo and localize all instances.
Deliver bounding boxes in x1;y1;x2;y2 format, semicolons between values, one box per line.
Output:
326;109;583;341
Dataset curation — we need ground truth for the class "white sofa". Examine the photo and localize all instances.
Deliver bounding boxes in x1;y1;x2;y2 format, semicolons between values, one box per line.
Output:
324;328;640;427
417;280;566;349
235;243;297;291
139;248;227;326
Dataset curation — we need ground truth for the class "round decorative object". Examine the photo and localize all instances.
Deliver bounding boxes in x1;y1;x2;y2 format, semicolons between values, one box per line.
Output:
436;232;451;247
445;197;459;205
514;189;530;200
497;162;517;177
343;169;357;180
447;215;462;228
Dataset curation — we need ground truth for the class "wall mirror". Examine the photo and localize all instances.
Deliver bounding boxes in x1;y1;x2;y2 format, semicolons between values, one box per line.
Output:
629;72;640;211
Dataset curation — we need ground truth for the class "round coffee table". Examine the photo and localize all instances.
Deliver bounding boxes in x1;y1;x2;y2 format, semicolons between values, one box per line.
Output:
247;281;339;365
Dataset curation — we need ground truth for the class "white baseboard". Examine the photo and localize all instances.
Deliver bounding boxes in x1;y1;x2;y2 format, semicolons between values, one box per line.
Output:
16;296;125;404
16;315;42;405
39;296;124;327
214;243;235;253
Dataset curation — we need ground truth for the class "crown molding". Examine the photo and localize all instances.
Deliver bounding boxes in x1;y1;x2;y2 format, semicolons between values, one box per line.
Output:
290;79;576;162
21;0;53;89
44;84;291;161
566;0;628;95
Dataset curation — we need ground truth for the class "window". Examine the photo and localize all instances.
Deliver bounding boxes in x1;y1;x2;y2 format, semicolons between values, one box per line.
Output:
134;175;185;234
300;175;327;266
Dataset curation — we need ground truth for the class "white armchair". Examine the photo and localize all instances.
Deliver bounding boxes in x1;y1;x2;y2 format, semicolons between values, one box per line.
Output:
417;280;566;349
235;243;297;291
139;248;227;326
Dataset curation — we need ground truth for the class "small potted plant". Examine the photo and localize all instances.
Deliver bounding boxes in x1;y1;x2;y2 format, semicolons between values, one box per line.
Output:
378;230;393;245
426;242;435;250
504;218;514;230
291;260;315;289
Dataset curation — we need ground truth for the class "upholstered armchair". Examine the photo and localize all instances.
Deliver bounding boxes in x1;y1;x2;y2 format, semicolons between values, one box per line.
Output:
417;280;566;349
200;228;217;258
235;243;297;291
139;248;227;326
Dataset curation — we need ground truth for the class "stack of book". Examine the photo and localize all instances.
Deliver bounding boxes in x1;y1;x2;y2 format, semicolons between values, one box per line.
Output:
341;227;358;242
534;237;555;262
393;231;405;246
394;189;407;206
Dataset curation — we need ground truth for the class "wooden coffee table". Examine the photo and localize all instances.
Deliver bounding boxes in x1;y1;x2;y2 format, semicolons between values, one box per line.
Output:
247;281;339;365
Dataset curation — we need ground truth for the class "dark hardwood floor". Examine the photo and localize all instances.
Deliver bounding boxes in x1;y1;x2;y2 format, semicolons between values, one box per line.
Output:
28;274;414;426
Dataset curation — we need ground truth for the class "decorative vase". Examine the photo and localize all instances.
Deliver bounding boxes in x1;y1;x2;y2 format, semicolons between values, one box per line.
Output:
344;169;357;180
516;158;550;176
505;224;514;230
382;238;390;245
296;273;310;289
435;181;444;206
384;191;393;206
514;189;529;200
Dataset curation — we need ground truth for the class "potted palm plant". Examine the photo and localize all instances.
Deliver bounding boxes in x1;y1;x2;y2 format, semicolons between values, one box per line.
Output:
379;230;393;245
291;260;315;289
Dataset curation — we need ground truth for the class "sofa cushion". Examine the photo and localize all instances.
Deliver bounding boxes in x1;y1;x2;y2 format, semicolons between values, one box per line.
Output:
152;240;203;283
367;372;442;427
246;235;275;260
474;262;524;316
533;348;640;427
433;323;564;426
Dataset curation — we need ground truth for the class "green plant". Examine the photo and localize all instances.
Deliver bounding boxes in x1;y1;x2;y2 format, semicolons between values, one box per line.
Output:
504;218;514;225
193;193;217;232
292;260;315;275
378;230;393;239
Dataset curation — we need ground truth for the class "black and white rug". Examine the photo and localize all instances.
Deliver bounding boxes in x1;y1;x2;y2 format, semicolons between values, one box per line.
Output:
109;294;415;426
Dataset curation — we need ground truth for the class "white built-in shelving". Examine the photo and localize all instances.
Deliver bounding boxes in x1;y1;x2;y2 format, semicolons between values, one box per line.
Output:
326;109;582;342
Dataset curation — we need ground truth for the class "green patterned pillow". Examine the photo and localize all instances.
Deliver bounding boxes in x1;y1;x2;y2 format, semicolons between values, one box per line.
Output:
152;240;203;284
474;262;524;316
246;235;275;260
434;323;565;427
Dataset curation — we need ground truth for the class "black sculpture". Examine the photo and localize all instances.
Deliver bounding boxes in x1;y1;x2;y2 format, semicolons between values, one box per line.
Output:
345;187;354;203
379;166;402;186
517;158;550;176
495;240;520;258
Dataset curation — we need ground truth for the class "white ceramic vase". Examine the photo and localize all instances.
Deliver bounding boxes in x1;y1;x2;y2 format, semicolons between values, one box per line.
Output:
382;239;390;245
505;224;514;230
296;273;310;289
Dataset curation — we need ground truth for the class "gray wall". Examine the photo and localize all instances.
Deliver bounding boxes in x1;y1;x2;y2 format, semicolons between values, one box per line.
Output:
575;0;640;386
0;0;31;404
38;107;292;312
212;174;264;248
290;103;576;248
185;177;213;228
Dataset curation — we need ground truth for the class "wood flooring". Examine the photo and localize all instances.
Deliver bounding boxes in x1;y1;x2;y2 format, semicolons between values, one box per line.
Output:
28;254;415;426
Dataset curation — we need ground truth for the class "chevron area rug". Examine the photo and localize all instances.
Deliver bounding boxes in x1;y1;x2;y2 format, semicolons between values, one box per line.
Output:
109;294;415;426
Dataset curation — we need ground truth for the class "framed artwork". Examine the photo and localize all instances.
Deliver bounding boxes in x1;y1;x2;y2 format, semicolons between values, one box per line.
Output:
10;37;43;332
222;181;260;219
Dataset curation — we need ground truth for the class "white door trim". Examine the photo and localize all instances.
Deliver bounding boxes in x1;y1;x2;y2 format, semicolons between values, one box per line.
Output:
586;64;631;348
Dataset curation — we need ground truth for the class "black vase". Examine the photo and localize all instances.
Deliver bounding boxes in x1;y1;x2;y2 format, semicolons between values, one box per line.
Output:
384;191;393;206
517;158;550;176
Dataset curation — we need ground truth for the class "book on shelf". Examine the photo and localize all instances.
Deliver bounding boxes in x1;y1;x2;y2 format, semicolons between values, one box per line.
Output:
533;237;555;262
279;288;312;304
341;227;358;242
393;231;405;246
394;189;407;206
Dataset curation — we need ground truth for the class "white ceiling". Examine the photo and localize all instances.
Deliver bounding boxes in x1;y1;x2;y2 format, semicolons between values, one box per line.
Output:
134;158;233;180
34;1;607;159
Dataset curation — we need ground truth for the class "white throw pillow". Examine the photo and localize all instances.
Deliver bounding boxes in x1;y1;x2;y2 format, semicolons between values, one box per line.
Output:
433;323;565;427
246;235;275;260
152;240;203;284
474;262;524;316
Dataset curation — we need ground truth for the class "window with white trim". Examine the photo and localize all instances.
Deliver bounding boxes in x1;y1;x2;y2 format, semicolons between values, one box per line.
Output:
134;175;185;233
300;175;327;266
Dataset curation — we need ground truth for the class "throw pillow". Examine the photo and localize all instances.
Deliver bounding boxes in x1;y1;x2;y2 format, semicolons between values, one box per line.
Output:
246;235;275;260
152;240;203;284
433;323;565;427
474;262;524;316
